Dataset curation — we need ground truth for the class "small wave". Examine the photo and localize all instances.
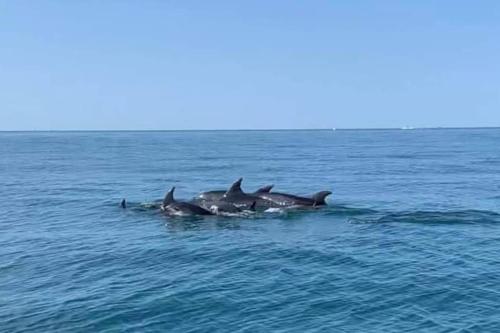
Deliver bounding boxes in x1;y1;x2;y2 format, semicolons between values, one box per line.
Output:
118;200;500;226
325;205;378;216
209;206;256;218
264;207;286;213
111;200;163;211
348;209;500;225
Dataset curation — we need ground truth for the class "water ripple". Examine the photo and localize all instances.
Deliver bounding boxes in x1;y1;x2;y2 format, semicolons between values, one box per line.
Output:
2;129;500;332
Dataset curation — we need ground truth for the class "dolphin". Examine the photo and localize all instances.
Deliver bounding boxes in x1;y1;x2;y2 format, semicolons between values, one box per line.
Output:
195;198;256;214
220;178;279;209
195;183;274;202
205;200;256;216
254;189;332;207
192;181;262;215
161;187;213;216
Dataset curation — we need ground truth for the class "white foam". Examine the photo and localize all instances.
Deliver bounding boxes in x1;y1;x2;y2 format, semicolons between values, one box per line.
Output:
264;207;285;213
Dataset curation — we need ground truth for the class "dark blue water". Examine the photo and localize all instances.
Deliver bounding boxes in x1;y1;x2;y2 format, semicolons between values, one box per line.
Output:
1;129;500;332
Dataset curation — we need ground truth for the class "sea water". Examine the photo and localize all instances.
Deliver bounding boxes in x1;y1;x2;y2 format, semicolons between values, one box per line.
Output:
1;129;500;332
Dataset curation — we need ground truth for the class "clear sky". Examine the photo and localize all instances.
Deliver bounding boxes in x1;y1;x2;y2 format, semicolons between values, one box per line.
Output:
1;1;499;130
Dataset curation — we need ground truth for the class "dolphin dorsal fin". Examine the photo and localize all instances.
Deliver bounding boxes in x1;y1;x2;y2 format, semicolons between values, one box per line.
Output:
163;187;176;206
225;178;243;197
311;191;332;206
255;185;274;193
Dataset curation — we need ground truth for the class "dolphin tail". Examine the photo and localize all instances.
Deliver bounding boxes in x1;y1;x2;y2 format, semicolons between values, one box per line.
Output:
255;184;274;193
163;187;176;206
120;199;127;209
312;191;332;206
225;178;244;196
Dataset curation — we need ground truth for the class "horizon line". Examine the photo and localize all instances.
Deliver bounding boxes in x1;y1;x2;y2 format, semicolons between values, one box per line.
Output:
1;126;500;132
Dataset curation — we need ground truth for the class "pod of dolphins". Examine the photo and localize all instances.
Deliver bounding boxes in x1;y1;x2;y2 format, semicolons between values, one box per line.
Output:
122;178;332;217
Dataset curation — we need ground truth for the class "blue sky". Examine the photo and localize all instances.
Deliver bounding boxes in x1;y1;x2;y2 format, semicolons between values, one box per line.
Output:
1;1;499;130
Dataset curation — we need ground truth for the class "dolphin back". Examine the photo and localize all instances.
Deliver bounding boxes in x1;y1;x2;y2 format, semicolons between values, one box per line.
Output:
224;178;244;197
163;187;176;206
254;185;274;193
312;191;332;206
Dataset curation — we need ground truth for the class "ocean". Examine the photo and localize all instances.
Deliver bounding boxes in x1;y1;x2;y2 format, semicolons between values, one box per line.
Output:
1;128;500;332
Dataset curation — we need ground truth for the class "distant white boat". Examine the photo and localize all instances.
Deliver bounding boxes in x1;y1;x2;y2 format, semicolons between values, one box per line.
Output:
401;126;414;130
332;128;336;131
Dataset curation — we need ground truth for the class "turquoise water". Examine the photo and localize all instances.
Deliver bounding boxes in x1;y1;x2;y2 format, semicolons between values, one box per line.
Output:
1;129;500;332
